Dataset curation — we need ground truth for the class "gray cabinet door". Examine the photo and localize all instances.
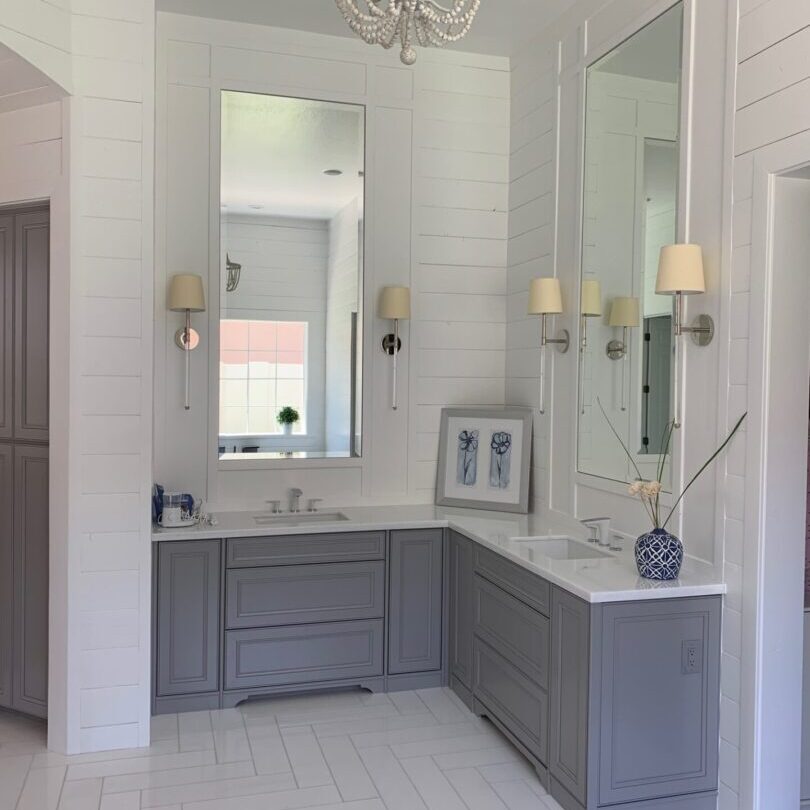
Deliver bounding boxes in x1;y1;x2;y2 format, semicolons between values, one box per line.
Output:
225;619;384;690
14;211;49;442
596;596;721;806
156;540;221;697
473;636;548;763
0;444;12;708
473;573;549;690
449;531;474;689
549;586;590;807
226;561;385;629
0;217;12;440
388;529;443;675
13;444;48;718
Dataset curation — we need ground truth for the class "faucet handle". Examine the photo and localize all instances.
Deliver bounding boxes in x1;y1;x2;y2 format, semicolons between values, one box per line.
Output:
266;499;282;514
307;498;323;513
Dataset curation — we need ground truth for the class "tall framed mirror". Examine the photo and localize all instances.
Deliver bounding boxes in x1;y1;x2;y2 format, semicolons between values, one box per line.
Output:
576;2;683;488
218;91;365;461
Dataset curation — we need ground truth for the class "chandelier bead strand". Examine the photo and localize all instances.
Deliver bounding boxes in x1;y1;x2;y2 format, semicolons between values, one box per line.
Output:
334;0;481;64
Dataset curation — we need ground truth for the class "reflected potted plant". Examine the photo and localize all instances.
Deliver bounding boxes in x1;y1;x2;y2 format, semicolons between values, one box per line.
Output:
277;406;300;437
598;400;746;581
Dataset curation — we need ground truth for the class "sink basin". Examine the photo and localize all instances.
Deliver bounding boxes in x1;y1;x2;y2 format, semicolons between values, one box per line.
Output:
253;511;349;527
510;537;611;562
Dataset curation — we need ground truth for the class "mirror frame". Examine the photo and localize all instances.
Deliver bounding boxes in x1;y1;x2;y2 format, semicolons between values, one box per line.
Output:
210;88;369;473
571;0;691;506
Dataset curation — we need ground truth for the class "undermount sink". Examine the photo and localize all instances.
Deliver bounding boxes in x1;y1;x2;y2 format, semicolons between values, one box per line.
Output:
253;511;349;526
510;537;611;562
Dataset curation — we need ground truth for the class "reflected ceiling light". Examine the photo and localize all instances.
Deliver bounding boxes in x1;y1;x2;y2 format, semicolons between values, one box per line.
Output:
334;0;481;65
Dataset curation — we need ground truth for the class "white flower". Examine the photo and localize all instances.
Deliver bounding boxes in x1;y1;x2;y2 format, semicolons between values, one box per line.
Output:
628;481;643;496
642;481;662;498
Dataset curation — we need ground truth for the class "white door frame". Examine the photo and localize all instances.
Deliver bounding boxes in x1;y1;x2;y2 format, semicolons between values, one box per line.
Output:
739;129;810;808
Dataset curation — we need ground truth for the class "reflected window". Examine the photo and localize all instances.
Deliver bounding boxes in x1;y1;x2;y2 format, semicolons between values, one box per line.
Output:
219;319;307;440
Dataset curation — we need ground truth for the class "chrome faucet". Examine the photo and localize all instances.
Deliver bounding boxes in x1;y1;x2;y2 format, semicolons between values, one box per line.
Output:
289;487;303;513
580;516;611;547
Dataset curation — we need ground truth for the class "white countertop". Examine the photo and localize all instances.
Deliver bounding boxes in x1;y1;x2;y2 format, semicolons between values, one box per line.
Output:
153;504;726;604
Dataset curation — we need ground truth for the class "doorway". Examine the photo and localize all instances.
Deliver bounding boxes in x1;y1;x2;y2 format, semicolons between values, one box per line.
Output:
0;204;50;720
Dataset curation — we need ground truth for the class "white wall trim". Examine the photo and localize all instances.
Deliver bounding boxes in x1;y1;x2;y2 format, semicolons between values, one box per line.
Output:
737;131;810;809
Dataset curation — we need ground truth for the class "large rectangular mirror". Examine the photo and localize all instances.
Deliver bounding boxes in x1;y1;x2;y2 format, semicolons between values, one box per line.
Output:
577;3;683;488
218;91;365;460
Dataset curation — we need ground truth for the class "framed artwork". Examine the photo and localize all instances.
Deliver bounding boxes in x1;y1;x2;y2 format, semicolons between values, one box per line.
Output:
436;407;533;513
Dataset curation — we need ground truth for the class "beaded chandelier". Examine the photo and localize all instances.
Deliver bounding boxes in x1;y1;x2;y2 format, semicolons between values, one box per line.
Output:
334;0;481;65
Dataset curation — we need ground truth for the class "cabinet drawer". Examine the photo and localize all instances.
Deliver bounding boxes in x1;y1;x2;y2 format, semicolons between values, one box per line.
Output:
226;561;385;629
473;637;548;764
473;574;549;689
473;545;550;616
226;532;385;568
225;619;384;691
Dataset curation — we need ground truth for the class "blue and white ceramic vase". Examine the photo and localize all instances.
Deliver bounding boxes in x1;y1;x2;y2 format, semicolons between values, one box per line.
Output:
634;528;683;581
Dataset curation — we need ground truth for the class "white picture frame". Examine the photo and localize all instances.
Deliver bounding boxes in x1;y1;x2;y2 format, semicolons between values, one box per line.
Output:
435;407;533;514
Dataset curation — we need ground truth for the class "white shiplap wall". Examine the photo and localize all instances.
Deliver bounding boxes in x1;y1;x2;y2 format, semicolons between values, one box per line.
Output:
154;15;510;510
505;43;557;509
68;1;156;755
1;1;156;754
722;2;810;808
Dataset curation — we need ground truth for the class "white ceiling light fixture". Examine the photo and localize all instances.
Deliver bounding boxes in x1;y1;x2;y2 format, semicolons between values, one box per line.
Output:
334;0;481;65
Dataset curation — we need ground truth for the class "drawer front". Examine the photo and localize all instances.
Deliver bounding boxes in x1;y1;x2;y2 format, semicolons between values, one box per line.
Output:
225;619;384;691
226;532;385;568
473;545;550;616
473;637;548;764
473;574;549;689
226;561;385;629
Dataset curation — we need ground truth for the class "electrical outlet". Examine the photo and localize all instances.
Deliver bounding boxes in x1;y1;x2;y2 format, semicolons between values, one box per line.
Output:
682;639;702;675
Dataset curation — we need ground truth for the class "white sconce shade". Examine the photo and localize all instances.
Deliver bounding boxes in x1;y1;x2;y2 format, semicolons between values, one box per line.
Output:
528;278;563;314
581;279;602;316
379;286;411;320
168;273;206;312
528;277;568;416
656;244;705;295
654;244;713;430
609;297;640;328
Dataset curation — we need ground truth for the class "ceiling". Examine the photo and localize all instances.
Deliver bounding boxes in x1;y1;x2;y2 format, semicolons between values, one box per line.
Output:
0;43;63;114
221;91;364;219
593;3;682;85
157;0;579;57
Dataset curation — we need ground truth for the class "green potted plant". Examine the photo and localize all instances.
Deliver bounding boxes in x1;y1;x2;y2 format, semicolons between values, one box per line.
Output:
598;399;746;581
277;406;300;437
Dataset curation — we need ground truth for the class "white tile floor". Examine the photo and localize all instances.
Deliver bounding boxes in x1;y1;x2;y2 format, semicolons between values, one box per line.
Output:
0;688;564;809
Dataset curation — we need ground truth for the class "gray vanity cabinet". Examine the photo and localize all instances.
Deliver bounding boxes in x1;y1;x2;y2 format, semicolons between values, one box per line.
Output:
388;529;444;676
448;543;722;810
449;531;474;692
155;540;221;699
548;588;721;810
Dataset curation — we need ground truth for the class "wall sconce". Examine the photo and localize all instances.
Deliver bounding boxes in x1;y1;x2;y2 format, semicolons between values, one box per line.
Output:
168;273;206;411
606;296;640;360
379;285;410;411
580;279;602;350
656;244;714;428
528;277;569;414
607;296;640;413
